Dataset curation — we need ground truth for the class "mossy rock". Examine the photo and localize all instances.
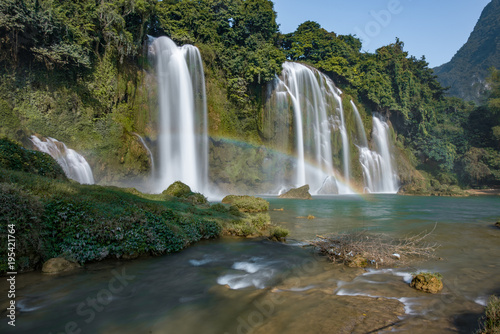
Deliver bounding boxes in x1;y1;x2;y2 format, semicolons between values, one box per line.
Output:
42;258;81;274
163;181;192;197
279;185;312;200
268;226;289;242
221;195;269;212
410;273;443;294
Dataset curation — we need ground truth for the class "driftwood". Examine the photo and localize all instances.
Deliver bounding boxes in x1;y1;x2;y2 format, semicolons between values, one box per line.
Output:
309;224;438;267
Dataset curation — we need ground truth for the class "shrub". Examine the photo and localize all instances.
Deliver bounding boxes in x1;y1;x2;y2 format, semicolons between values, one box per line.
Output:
477;296;500;334
221;195;269;212
269;226;289;241
0;137;66;180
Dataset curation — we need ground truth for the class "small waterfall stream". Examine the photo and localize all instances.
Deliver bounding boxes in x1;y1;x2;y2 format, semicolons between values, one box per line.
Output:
30;136;94;184
151;36;208;194
351;102;399;193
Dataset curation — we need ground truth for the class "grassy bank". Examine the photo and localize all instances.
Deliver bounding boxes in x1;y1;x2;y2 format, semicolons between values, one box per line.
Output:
0;138;286;274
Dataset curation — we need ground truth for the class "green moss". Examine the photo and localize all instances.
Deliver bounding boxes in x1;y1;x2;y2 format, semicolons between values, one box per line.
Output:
163;181;192;197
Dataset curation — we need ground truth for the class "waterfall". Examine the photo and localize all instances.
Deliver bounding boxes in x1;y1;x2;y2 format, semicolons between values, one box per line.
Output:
350;100;368;147
151;36;208;193
132;132;155;177
30;136;94;184
267;62;352;194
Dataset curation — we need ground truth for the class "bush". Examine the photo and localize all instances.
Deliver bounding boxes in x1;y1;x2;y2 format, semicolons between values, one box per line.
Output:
0;137;66;180
221;195;269;212
477;296;500;334
269;226;289;241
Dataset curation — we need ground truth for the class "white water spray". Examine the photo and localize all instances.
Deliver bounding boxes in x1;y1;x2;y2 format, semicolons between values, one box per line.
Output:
30;136;94;184
270;62;352;194
152;36;208;193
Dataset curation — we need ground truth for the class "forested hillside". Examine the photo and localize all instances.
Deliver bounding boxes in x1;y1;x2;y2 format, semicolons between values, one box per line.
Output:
0;0;498;190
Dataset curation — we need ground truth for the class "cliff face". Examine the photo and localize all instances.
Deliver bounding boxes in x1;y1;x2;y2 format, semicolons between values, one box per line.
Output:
434;0;500;103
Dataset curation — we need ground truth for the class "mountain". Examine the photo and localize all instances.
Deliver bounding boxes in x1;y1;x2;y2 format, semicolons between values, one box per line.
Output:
433;0;500;103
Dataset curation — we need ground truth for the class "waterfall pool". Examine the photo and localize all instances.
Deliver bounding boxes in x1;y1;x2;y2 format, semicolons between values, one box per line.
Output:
2;195;499;333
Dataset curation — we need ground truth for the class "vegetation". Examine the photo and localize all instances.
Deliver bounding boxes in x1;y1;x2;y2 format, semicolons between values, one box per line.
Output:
221;195;269;213
0;139;282;273
0;0;498;191
477;296;500;334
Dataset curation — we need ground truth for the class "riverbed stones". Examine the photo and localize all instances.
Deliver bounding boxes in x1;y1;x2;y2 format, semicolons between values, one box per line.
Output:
42;258;80;274
278;185;312;199
410;273;443;294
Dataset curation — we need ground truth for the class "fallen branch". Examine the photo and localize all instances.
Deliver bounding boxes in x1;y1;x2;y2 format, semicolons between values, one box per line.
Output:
309;224;439;267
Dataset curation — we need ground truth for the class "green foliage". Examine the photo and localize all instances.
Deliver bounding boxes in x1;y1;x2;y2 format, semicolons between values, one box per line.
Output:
0;183;44;272
477;296;500;334
268;226;289;241
221;195;269;212
0;166;223;273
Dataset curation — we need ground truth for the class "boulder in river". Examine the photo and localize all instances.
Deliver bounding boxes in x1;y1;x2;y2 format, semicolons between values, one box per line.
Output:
278;185;312;200
42;258;81;274
410;273;443;294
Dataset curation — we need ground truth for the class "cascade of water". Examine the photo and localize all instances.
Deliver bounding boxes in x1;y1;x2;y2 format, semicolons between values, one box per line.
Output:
269;62;353;194
350;100;368;147
372;116;399;193
333;89;350;184
132;133;155;177
350;101;399;193
152;36;208;193
30;136;94;184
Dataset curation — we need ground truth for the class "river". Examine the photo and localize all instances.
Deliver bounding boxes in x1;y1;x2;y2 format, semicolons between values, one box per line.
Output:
1;195;499;333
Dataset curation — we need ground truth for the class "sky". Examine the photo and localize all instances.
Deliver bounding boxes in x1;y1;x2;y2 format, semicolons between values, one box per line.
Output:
272;0;491;68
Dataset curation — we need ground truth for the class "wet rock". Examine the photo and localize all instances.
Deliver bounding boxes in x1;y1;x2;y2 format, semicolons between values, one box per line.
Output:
410;273;443;294
278;185;312;200
42;258;80;274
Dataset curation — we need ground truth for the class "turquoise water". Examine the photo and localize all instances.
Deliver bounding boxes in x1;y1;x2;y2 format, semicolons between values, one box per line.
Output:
1;195;499;333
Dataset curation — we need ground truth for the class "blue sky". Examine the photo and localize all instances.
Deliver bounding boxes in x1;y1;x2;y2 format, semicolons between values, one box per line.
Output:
272;0;491;68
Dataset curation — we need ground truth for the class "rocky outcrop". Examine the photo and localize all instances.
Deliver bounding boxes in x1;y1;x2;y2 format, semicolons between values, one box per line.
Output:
278;185;312;200
42;258;81;274
410;273;443;294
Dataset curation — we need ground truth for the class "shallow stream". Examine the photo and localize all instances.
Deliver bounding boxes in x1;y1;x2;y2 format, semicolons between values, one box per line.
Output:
1;195;499;333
